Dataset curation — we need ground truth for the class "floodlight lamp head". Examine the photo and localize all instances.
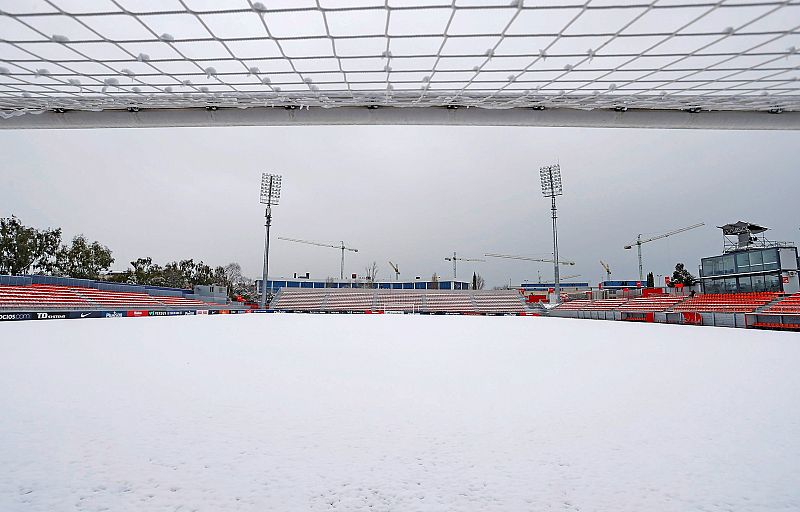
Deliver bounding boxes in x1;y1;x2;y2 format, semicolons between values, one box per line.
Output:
624;245;632;250
260;172;283;205
539;164;563;197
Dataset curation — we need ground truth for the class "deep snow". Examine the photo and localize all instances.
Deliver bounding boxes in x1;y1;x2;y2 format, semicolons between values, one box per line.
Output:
1;314;799;511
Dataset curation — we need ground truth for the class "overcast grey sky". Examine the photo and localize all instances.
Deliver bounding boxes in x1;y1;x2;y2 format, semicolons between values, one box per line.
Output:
1;125;797;287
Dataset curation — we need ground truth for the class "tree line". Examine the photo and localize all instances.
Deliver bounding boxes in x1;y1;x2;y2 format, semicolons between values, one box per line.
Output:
0;216;256;300
0;216;113;278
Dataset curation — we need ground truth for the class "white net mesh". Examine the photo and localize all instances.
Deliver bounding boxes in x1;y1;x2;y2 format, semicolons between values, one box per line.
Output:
1;0;798;120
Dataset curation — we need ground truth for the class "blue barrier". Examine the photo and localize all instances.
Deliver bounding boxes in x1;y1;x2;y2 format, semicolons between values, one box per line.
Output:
0;275;32;286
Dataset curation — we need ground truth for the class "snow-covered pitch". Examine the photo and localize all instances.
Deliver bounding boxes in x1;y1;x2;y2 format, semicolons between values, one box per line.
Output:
1;314;799;512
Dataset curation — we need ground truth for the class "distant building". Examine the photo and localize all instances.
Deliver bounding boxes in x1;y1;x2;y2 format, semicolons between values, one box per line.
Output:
700;222;799;294
257;277;471;295
520;282;590;292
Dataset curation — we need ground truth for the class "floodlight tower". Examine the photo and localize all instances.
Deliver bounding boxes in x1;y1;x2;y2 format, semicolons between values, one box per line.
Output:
540;164;563;303
259;173;282;309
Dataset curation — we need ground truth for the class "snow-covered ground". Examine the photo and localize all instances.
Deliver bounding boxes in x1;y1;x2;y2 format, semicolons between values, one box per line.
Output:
1;314;799;512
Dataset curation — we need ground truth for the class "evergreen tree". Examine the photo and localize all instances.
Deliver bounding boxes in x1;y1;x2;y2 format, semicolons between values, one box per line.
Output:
669;263;697;287
646;272;655;288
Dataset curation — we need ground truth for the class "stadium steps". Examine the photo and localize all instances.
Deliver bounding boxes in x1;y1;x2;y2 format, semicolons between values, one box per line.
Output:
320;291;331;310
755;296;786;313
66;287;97;307
269;288;284;309
664;295;692;312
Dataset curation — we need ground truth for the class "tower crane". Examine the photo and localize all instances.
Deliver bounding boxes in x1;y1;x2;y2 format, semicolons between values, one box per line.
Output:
484;253;576;266
624;223;704;282
276;236;358;280
388;261;400;281
444;252;485;280
600;260;611;281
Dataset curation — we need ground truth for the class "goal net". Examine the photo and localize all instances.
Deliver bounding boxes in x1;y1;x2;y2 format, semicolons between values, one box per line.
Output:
1;1;798;125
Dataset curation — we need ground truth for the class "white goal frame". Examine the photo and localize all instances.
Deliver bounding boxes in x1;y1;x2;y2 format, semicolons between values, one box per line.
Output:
1;1;798;130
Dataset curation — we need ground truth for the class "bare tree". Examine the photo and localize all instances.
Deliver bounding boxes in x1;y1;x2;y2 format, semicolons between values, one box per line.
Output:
430;273;439;290
224;262;243;284
365;261;378;282
472;272;485;290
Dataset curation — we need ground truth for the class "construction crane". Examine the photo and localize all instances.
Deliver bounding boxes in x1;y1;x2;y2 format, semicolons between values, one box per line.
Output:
484;253;576;266
560;273;582;281
624;223;704;282
600;260;611;281
388;261;400;281
276;236;358;280
444;252;485;280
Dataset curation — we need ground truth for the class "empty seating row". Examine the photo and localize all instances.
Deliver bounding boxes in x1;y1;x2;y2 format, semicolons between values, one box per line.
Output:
762;293;800;314
0;285;91;307
75;287;165;306
324;291;374;311
270;290;328;310
270;289;527;314
673;292;778;313
473;293;526;313
376;292;425;311
0;284;223;310
554;298;630;311
553;299;591;311
617;295;687;312
425;293;474;312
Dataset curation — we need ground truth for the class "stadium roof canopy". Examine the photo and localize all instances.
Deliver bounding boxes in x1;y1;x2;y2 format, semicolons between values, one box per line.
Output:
1;0;799;129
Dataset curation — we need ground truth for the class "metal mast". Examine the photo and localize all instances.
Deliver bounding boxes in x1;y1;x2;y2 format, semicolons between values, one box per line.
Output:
259;173;282;309
540;164;564;303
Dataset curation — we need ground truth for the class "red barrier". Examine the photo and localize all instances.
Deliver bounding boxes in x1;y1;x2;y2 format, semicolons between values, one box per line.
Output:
682;312;702;325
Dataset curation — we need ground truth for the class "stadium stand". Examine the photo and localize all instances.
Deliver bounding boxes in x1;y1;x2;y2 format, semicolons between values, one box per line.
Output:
0;284;91;309
672;293;778;313
555;298;629;311
270;289;527;314
473;292;526;314
269;290;329;311
552;300;592;311
324;291;374;312
555;292;784;315
762;293;800;315
74;287;167;308
424;292;475;313
617;295;687;312
375;291;425;312
0;283;227;310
